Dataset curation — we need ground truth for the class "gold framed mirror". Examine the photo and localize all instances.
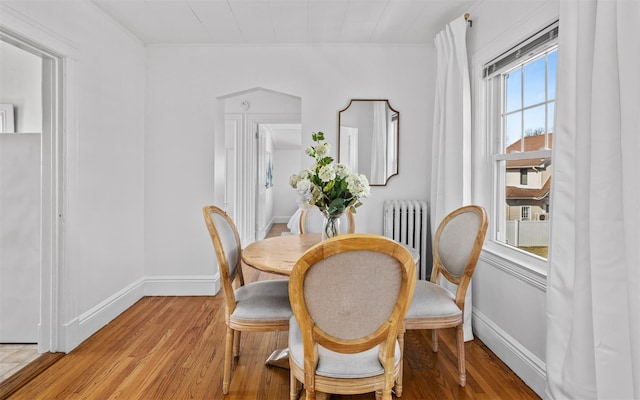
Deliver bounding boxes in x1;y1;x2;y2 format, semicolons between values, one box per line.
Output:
338;99;399;186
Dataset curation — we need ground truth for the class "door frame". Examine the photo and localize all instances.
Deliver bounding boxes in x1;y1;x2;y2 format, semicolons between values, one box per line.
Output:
0;9;76;352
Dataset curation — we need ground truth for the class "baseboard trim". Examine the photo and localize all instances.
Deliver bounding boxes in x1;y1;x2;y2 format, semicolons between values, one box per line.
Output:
62;275;220;352
143;275;220;296
472;309;546;397
274;216;291;223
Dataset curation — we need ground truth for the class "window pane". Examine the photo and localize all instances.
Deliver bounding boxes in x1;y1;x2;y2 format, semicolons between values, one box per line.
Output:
520;168;528;185
505;68;522;112
523;105;545;137
495;42;556;261
523;57;545;107
548;50;558;99
505;112;522;150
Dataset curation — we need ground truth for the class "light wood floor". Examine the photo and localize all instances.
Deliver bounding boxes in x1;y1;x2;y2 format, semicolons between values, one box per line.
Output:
0;345;38;383
4;224;541;399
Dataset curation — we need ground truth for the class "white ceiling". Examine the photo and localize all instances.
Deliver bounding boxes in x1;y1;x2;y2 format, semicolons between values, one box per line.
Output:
90;0;475;45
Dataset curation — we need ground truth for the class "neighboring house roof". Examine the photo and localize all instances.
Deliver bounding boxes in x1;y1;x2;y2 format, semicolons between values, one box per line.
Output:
506;178;552;200
506;133;553;169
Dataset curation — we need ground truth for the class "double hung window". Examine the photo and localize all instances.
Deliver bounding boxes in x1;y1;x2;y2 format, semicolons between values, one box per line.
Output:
485;22;558;260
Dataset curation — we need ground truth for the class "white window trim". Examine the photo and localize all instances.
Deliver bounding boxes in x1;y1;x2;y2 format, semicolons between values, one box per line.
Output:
488;51;555;271
474;74;551;277
470;12;559;279
493;149;551;162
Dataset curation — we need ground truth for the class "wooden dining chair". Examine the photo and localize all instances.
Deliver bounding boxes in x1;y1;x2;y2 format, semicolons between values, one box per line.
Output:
288;234;416;400
299;206;355;234
397;205;488;391
202;205;293;394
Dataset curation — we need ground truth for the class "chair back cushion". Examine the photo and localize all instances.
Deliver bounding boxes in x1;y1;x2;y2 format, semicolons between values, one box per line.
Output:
304;250;402;339
437;210;482;278
290;234;415;353
211;212;240;279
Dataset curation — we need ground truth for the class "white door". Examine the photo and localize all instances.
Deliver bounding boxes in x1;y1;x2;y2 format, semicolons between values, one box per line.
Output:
0;133;40;342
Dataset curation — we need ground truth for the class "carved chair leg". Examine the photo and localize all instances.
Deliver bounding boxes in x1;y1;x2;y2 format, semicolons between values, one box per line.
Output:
396;330;405;397
290;370;299;400
456;324;466;387
432;328;439;352
380;389;393;400
223;326;234;394
233;330;241;358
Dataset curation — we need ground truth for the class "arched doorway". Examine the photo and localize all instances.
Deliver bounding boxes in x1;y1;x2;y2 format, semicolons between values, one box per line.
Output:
216;88;301;244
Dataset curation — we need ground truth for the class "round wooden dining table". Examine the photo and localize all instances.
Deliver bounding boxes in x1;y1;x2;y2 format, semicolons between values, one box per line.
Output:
242;233;322;275
242;232;420;276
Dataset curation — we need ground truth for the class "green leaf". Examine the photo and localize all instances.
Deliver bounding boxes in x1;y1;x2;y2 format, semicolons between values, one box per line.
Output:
324;180;335;192
311;131;325;143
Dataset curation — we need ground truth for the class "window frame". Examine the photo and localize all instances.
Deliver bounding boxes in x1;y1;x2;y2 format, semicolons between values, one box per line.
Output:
477;21;558;276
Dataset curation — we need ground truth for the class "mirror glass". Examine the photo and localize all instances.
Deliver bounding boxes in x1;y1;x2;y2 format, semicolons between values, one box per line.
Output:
338;99;399;186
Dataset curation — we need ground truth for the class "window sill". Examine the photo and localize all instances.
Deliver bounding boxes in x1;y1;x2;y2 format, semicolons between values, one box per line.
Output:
480;241;548;291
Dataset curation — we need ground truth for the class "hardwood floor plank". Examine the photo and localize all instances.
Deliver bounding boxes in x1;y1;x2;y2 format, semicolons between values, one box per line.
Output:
0;352;64;399
7;224;540;400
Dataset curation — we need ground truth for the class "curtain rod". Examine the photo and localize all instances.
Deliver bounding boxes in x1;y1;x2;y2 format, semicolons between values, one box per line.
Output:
464;13;473;28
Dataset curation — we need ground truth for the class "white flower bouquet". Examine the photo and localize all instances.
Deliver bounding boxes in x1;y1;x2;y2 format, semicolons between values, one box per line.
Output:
289;131;370;219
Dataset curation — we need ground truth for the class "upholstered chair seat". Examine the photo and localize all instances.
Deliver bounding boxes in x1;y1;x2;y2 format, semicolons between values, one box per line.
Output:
289;317;401;379
232;280;292;321
405;280;462;320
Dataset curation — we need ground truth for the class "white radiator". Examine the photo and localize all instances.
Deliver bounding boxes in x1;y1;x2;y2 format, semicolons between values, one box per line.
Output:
383;200;430;279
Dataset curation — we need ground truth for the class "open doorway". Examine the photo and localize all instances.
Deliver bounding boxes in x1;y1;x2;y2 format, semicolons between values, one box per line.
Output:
218;88;301;244
256;123;301;240
0;28;64;363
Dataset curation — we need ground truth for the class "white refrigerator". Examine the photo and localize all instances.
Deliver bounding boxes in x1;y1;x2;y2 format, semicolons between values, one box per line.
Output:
0;132;40;343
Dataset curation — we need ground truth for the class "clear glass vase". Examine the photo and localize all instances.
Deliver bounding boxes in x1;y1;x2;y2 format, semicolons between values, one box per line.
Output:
322;213;343;240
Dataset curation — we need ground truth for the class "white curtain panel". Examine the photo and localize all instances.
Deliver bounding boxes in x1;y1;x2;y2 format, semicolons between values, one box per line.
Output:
430;15;473;340
546;1;640;399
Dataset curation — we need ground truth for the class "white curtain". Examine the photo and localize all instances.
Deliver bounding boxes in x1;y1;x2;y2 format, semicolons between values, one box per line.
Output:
430;16;473;340
546;1;640;399
370;101;387;184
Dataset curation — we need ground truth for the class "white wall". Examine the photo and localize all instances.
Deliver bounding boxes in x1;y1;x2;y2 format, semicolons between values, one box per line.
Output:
467;0;559;396
145;44;433;279
0;1;146;351
273;147;301;223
